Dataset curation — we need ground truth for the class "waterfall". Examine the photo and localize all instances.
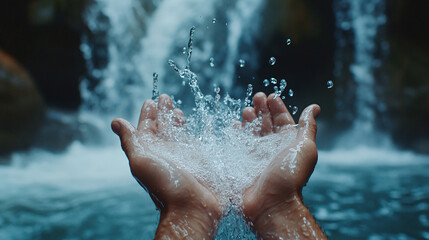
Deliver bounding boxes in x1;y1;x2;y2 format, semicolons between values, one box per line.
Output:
81;0;265;123
333;0;390;147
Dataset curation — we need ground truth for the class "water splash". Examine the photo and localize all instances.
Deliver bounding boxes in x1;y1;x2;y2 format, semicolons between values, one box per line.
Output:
244;84;253;107
269;57;276;66
145;28;300;209
152;73;159;101
280;79;287;90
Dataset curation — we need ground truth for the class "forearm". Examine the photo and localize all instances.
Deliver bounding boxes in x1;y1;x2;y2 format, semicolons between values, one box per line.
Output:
155;208;219;239
252;195;326;240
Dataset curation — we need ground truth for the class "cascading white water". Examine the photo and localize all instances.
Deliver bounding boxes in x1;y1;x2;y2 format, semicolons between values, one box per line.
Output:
334;0;390;147
81;0;265;121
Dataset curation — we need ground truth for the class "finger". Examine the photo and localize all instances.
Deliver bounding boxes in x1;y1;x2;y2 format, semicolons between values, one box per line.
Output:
138;100;158;132
158;94;174;111
297;104;321;142
111;118;137;157
242;107;257;127
267;93;295;131
172;108;185;126
254;92;273;136
254;92;269;114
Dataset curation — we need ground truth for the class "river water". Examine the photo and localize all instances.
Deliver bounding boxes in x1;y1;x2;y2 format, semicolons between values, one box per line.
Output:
1;144;428;239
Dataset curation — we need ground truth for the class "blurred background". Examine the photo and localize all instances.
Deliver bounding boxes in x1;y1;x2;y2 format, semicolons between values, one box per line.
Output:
0;0;428;239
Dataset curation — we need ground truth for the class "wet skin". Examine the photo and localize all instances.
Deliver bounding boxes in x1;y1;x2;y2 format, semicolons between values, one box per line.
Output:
241;93;326;239
112;92;326;239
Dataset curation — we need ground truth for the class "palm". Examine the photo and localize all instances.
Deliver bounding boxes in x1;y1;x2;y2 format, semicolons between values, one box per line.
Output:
112;95;220;215
240;93;320;221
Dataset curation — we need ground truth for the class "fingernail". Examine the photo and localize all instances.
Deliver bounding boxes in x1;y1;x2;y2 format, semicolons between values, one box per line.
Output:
112;121;121;135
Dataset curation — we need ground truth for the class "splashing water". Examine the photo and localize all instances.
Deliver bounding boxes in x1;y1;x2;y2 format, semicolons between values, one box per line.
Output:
269;56;276;66
145;28;299;208
244;84;253;107
152;73;160;101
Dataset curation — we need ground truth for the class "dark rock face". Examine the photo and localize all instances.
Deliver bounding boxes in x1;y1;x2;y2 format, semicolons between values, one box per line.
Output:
0;50;45;155
252;0;429;153
250;0;337;149
0;0;90;110
384;0;429;154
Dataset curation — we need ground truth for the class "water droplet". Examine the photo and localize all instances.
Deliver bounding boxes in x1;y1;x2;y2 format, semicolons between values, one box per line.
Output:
289;89;294;97
263;79;270;87
292;106;298;115
177;99;182;105
182;47;186;55
274;86;278;92
212;18;216;23
269;57;276;66
245;84;253;107
281;96;285;100
209;57;215;67
239;59;246;68
327;80;334;89
214;87;220;94
270;78;277;84
280;79;287;90
152;72;159;101
286;38;291;45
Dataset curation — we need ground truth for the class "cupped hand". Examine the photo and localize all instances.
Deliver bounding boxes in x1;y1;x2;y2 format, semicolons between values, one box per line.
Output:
241;92;325;239
111;94;222;239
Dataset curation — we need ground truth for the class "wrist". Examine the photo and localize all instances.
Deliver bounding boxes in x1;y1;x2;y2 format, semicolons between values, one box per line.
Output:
251;193;302;233
249;195;326;240
156;202;222;239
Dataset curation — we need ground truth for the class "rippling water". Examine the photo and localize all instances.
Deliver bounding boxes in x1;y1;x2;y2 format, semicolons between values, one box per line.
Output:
1;144;428;239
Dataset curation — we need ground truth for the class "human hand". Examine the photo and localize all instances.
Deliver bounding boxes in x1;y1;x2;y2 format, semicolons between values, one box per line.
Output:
240;92;326;239
111;94;222;239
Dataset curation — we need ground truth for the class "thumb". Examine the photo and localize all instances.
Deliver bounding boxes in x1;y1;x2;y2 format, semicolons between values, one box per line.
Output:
297;105;320;142
111;118;137;156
